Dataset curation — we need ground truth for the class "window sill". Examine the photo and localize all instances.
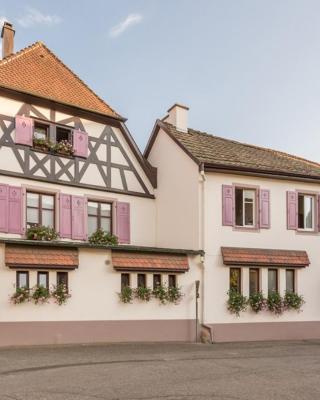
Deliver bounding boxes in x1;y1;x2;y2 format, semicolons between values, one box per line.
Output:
31;147;75;159
233;226;260;233
296;229;318;236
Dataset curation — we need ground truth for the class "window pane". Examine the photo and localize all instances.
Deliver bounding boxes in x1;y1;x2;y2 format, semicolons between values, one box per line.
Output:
249;269;259;295
88;202;98;215
305;196;313;229
27;193;39;208
298;195;304;229
235;188;243;226
42;195;54;209
100;217;111;233
153;274;161;289
38;272;48;288
121;273;130;289
168;275;176;288
27;208;39;225
230;268;241;292
34;125;48;140
137;274;146;288
56;127;71;143
88;216;98;235
18;272;28;288
42;209;54;227
100;203;111;217
268;269;277;293
244;202;254;226
244;190;254;202
286;270;295;293
57;272;68;288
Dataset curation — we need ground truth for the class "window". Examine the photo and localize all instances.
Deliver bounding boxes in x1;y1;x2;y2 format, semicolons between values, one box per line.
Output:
168;274;176;288
37;271;49;288
286;269;295;293
229;268;241;292
56;126;72;144
249;268;259;295
87;201;112;236
298;194;315;230
57;272;68;290
137;274;146;288
121;273;130;289
153;274;161;289
34;122;49;141
268;269;278;294
26;192;55;228
235;188;256;227
16;271;29;289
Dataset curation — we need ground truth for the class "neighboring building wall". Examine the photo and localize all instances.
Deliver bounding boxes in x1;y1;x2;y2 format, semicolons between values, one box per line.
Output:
0;245;201;345
147;128;200;250
203;172;320;341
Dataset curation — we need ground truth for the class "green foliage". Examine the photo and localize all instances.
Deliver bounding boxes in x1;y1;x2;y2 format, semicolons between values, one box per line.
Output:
118;286;133;303
88;229;118;245
153;285;169;304
167;286;183;304
267;291;284;315
31;285;50;304
10;287;30;304
284;291;305;311
134;286;152;302
51;284;71;306
248;291;267;313
26;225;59;241
33;137;52;150
51;140;74;155
227;289;248;316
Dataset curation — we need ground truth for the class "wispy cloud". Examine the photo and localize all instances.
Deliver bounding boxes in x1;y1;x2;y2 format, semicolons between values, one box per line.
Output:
109;13;143;38
17;8;61;28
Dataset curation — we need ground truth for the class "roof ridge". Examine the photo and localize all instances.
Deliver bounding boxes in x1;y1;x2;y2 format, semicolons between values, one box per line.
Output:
163;121;320;169
0;41;42;65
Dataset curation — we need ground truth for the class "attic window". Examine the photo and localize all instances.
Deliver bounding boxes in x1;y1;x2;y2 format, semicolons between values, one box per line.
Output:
56;127;72;144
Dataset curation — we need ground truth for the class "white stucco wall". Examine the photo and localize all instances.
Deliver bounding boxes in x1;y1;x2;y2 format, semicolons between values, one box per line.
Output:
203;172;320;324
147;128;200;250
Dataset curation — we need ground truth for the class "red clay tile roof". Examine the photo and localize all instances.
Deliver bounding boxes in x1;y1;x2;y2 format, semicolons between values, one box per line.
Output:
112;252;189;272
153;120;320;180
5;245;78;269
221;247;310;267
0;42;120;118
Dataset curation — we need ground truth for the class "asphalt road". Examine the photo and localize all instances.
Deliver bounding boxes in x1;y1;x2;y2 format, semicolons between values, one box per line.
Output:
0;340;319;399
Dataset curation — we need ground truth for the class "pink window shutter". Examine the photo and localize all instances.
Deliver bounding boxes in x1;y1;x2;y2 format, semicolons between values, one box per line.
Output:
259;189;270;229
116;202;130;244
15;115;33;146
287;191;298;230
73;130;88;158
8;186;23;234
59;194;72;238
222;185;234;226
0;184;9;233
71;196;87;240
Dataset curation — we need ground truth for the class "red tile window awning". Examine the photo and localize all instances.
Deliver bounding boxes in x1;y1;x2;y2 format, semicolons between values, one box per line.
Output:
221;247;310;268
112;252;189;272
5;245;79;270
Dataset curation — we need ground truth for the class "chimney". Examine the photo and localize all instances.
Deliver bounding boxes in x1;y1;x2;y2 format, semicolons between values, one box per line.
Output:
165;103;189;132
1;22;15;59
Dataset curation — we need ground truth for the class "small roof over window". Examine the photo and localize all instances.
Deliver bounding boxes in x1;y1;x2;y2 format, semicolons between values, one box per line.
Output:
221;247;310;268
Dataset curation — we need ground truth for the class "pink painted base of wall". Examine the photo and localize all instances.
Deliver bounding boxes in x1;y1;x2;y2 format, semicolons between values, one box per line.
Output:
209;321;320;342
0;319;196;347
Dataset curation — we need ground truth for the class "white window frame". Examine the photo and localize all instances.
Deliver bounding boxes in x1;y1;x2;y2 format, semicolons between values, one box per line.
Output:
235;188;256;228
298;193;315;232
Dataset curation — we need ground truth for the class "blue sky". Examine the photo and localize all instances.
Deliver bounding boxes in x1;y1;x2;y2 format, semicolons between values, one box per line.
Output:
1;1;320;161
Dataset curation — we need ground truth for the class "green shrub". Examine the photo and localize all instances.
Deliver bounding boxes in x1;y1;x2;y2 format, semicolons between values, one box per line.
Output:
88;229;118;245
284;291;305;311
167;286;183;304
267;291;284;315
10;287;30;304
134;286;152;302
31;285;50;304
248;291;267;313
153;285;169;304
26;225;59;241
51;284;71;306
227;289;248;316
118;286;133;303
